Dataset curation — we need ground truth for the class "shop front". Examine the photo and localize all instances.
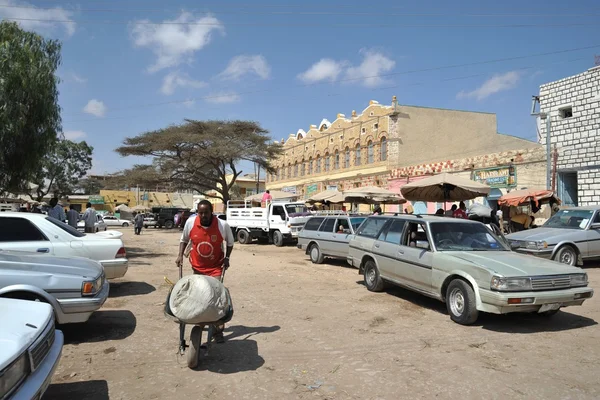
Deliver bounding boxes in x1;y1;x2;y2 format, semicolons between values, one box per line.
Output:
471;165;517;210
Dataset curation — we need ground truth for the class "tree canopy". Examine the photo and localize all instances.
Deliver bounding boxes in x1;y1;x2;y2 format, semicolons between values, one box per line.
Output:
0;22;62;195
116;120;281;205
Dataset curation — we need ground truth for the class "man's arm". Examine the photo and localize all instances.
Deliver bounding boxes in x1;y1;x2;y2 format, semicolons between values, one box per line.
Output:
221;220;234;268
175;218;192;270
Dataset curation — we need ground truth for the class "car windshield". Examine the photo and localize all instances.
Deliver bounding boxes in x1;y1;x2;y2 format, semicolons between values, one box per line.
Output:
46;217;85;237
429;222;507;251
350;217;366;230
544;209;594;230
286;204;310;217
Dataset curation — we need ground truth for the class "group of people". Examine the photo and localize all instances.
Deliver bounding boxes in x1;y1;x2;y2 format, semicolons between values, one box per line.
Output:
47;198;98;232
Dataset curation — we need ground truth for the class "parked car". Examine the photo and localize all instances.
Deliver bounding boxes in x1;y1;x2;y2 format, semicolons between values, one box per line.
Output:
0;298;63;399
0;212;128;279
298;214;366;264
506;206;600;266
347;215;593;325
77;214;107;232
143;213;158;229
151;207;187;229
103;215;131;227
0;250;109;324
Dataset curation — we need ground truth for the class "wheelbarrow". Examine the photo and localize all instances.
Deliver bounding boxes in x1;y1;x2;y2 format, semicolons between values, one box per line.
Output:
164;267;234;369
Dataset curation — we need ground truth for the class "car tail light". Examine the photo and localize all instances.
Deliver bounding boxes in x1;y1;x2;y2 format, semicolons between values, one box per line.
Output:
116;247;126;258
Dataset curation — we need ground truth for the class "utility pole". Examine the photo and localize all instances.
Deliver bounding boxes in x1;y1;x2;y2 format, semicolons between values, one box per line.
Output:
531;96;552;190
254;162;261;193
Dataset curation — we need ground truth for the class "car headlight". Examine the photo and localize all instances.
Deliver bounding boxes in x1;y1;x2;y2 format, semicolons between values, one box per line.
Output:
82;275;103;296
0;353;29;398
525;241;548;250
490;276;532;291
570;273;588;287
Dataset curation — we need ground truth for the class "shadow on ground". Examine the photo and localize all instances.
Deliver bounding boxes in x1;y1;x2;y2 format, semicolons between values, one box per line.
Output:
193;325;280;374
126;247;168;259
60;310;136;344
109;281;156;298
43;380;109;400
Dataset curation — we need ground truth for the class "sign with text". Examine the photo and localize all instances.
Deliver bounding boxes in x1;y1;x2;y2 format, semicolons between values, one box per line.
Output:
281;186;297;195
306;184;318;196
326;185;339;191
472;166;516;188
89;195;105;204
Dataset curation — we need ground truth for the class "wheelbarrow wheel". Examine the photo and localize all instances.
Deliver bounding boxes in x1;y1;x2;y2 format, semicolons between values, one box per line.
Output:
187;326;202;369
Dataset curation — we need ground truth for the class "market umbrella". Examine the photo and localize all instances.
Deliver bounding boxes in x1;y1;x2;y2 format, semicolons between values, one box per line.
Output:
307;189;343;204
498;189;560;208
132;204;150;211
400;173;490;202
245;190;297;202
115;204;133;212
343;186;406;205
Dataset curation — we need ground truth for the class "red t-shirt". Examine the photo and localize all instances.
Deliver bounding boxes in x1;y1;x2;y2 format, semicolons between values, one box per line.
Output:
189;216;225;277
453;209;468;219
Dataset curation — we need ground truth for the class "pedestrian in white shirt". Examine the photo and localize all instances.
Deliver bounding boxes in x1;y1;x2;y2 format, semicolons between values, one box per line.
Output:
82;202;97;233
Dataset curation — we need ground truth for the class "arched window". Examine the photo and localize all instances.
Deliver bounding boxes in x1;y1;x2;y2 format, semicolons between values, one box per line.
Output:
355;143;361;166
380;137;387;161
325;152;330;172
300;160;305;176
344;147;350;168
334;150;340;170
367;140;374;164
308;157;313;175
294;162;298;178
316;156;321;173
287;164;292;179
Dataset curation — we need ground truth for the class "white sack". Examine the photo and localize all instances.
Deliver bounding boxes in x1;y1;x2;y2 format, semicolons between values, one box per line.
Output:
169;275;229;324
468;203;493;218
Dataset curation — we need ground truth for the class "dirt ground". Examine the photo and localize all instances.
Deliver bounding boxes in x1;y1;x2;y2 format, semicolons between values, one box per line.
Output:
43;228;600;400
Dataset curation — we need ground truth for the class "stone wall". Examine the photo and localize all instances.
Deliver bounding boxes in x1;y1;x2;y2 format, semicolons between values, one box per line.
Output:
577;168;600;206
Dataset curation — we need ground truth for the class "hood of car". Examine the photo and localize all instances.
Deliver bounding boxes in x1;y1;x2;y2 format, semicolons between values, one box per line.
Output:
445;251;583;277
505;227;582;244
0;298;53;370
0;250;102;279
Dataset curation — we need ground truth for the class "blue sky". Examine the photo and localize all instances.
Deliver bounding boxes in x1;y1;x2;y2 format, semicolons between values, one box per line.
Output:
3;0;599;176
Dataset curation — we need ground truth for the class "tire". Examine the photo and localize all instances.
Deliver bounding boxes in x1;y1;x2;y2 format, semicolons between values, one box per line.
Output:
446;279;479;325
187;326;202;369
309;244;324;264
165;220;175;230
554;245;578;266
273;231;284;247
363;260;385;292
237;229;250;244
122;222;129;227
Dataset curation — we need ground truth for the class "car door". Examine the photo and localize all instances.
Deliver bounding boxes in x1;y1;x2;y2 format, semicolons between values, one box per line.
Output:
353;217;390;268
0;217;54;254
103;216;115;226
396;222;434;294
373;219;406;281
316;218;336;255
585;211;600;258
328;217;352;257
270;205;287;232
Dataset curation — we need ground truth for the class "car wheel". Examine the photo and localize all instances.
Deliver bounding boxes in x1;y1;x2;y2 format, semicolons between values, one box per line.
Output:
363;260;385;292
309;244;325;264
446;279;479;325
165;220;174;229
237;229;250;244
122;222;129;227
273;230;283;247
554;245;577;266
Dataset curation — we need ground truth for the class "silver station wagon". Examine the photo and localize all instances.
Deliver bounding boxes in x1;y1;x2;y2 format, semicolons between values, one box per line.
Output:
347;215;593;325
298;215;366;264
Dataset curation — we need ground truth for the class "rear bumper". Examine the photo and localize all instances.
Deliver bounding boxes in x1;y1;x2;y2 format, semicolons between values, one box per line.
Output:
478;286;594;314
12;330;63;400
56;281;109;323
100;258;128;279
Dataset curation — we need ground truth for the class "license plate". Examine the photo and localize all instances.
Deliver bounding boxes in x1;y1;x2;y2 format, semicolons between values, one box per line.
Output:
538;303;561;313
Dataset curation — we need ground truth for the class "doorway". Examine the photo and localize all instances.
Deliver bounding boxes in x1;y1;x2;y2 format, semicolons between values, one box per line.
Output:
558;172;578;207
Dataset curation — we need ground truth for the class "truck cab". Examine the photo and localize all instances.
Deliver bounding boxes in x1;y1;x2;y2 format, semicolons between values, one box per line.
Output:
226;200;311;247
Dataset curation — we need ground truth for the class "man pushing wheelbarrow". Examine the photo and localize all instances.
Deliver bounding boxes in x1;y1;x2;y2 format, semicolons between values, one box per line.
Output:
175;200;234;344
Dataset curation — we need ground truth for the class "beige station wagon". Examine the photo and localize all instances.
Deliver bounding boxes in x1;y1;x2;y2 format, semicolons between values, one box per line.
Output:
347;215;593;325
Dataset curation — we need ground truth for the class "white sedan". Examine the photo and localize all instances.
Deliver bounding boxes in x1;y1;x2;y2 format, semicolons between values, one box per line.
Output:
0;212;128;279
102;215;131;227
77;214;107;232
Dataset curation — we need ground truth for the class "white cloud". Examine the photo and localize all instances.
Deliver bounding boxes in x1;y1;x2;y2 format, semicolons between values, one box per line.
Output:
205;91;241;104
63;130;86;140
130;12;224;73
160;70;206;95
218;55;271;81
83;99;107;117
71;73;87;84
344;49;396;87
457;71;521;101
297;49;395;87
297;59;346;84
0;0;76;36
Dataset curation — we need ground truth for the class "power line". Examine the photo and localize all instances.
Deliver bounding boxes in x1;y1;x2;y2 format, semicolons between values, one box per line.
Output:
1;17;595;28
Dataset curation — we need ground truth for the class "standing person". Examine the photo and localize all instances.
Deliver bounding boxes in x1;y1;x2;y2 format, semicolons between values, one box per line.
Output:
66;205;79;228
453;202;468;219
176;200;234;344
82;202;97;233
261;190;273;207
373;204;383;215
445;204;457;216
134;212;144;235
48;198;66;222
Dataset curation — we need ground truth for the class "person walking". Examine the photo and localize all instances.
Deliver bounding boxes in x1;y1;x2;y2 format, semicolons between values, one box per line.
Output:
82;202;97;233
48;198;66;222
134;212;144;235
176;200;234;344
66;205;79;228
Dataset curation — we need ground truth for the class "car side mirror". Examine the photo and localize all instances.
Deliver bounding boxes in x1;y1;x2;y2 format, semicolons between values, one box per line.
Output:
416;241;430;250
591;223;600;230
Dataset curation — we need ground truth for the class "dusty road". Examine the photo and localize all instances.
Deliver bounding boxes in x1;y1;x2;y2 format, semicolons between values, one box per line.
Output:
44;228;600;400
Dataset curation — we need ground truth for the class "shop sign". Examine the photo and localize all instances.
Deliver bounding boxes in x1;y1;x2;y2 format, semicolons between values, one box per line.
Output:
472;166;516;188
281;186;297;195
326;185;338;191
306;184;318;196
89;195;105;204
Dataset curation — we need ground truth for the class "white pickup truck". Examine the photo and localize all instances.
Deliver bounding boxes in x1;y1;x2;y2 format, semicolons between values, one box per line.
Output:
226;201;311;247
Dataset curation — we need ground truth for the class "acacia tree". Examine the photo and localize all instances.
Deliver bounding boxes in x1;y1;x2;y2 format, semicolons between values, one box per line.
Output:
0;22;62;195
29;139;93;201
116;120;282;206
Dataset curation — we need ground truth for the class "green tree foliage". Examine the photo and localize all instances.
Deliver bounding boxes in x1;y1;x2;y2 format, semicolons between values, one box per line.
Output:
29;139;93;201
0;22;62;194
116;120;282;206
